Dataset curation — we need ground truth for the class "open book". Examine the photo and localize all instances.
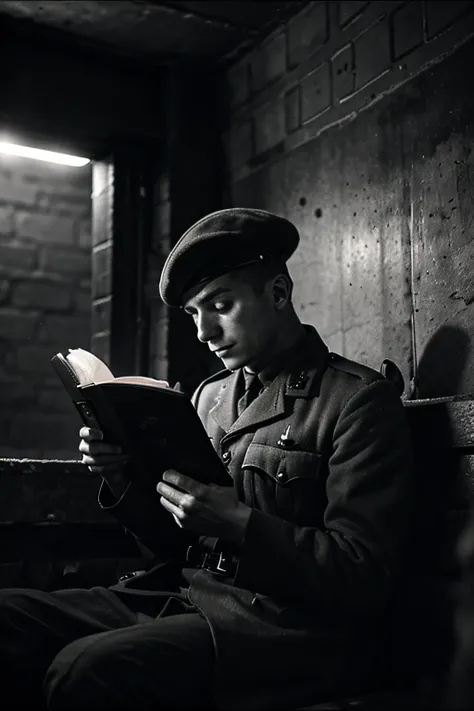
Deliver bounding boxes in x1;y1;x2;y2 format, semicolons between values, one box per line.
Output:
51;348;232;489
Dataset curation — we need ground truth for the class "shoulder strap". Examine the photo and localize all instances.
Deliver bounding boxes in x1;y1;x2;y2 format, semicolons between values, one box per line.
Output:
328;352;381;381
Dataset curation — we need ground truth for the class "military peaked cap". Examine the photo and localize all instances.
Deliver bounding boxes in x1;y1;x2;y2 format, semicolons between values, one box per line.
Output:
159;207;300;307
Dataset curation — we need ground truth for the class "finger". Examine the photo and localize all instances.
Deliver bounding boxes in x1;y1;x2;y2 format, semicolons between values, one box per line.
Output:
84;463;126;477
156;481;188;507
79;440;123;456
162;470;203;496
159;496;185;520
158;484;196;514
79;427;103;441
81;453;129;468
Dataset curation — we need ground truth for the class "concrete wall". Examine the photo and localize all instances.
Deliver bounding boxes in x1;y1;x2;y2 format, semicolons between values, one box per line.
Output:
222;0;474;398
0;154;92;458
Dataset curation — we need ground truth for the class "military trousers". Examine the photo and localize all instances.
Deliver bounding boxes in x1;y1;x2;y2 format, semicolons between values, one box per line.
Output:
0;578;214;710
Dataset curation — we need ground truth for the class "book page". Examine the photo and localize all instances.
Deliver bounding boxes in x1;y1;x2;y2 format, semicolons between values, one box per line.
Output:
98;375;170;389
67;348;115;385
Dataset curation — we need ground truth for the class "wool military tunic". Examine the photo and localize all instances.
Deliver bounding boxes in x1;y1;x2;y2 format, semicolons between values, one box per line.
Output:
100;325;414;710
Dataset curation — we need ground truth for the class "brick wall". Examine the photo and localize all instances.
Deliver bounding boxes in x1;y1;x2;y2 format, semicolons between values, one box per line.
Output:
222;0;474;397
90;160;113;367
0;154;92;458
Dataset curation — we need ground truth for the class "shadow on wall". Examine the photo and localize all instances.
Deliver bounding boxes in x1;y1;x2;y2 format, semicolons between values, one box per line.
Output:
417;326;470;398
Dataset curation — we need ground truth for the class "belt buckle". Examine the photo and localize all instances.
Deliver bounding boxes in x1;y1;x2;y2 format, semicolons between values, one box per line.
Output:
202;551;227;575
186;545;231;575
216;551;227;574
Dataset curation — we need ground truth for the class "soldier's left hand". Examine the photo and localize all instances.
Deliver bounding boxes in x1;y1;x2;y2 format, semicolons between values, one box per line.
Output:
157;470;252;543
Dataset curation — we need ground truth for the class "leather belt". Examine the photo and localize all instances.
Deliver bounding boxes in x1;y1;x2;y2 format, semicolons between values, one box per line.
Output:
186;544;238;576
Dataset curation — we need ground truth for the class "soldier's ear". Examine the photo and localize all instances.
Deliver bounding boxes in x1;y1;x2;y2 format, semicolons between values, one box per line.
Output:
271;273;291;310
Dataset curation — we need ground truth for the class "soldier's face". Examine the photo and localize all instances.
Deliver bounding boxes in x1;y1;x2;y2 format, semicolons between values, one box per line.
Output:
183;271;279;371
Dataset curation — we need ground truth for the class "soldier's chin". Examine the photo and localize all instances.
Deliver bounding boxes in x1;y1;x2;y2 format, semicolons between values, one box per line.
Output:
219;350;244;370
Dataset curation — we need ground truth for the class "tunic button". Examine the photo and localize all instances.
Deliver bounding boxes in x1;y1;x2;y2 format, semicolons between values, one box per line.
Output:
222;451;231;463
276;471;286;482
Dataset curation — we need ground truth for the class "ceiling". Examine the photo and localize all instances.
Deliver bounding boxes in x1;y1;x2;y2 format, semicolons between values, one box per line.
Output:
0;0;310;65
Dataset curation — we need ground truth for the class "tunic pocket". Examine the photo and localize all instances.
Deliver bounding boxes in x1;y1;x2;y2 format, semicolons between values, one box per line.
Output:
241;443;325;523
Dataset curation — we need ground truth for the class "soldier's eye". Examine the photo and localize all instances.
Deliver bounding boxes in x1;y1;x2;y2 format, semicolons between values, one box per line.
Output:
213;301;231;313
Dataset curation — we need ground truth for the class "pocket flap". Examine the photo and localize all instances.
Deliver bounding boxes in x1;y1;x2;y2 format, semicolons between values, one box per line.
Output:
241;442;323;484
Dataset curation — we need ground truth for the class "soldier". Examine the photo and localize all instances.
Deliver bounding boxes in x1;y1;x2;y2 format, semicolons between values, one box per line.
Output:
0;208;414;709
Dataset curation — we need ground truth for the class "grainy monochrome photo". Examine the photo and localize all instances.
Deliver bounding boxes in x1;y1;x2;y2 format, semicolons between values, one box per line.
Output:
0;1;473;710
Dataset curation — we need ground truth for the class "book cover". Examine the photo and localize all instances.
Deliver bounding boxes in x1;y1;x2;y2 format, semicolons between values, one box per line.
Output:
50;349;232;491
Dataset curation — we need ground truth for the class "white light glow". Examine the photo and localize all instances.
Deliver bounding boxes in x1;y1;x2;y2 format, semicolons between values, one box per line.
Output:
0;142;90;167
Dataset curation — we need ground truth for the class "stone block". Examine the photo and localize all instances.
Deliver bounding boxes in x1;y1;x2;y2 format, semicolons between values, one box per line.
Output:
0;379;36;406
285;85;301;133
92;161;114;198
74;287;92;315
287;1;329;68
92;189;112;247
35;191;91;219
0;205;14;236
226;120;254;173
0;242;37;271
92;243;112;300
15;210;76;245
37;387;75;413
91;297;112;335
5;155;90;190
254;98;286;156
339;1;369;27
77;218;92;248
37;314;91;346
332;44;355;102
91;332;111;365
0;309;38;341
354;16;391;90
227;57;251;108
0;169;37;207
251;31;286;93
425;0;473;39
0;281;9;304
301;62;331;122
14;345;61;373
41;247;91;277
12;279;71;311
391;0;424;60
62;163;92;190
9;412;79;451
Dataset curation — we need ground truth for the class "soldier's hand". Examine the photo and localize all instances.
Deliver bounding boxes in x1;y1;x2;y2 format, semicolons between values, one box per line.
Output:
157;470;252;544
79;426;130;498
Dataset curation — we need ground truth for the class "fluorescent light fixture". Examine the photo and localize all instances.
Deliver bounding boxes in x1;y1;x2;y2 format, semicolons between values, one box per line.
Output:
0;141;90;167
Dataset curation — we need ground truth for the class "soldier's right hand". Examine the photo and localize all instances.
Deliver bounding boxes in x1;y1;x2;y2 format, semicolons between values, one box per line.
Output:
79;427;130;498
79;426;128;473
